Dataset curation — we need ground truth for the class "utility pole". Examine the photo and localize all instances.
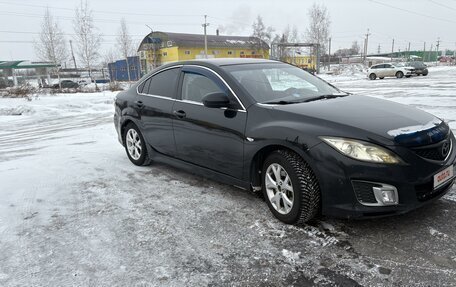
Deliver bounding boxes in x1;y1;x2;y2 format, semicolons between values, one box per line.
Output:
327;37;331;70
364;29;370;64
408;42;411;61
430;43;433;62
423;42;426;62
377;44;381;54
391;38;394;61
69;40;77;69
202;15;210;59
436;38;440;66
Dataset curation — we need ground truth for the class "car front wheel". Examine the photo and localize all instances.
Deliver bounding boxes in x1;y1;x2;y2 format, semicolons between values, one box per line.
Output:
396;71;404;78
123;123;150;166
262;150;320;225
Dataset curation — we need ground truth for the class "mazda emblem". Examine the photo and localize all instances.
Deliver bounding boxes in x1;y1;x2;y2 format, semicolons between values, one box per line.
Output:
441;141;450;158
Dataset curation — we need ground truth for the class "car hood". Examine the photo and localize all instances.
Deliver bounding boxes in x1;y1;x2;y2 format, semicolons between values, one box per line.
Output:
268;95;449;147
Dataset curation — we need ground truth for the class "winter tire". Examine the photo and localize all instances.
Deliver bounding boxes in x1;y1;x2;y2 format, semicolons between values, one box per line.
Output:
396;71;404;78
262;150;320;225
369;73;377;80
123;123;150;166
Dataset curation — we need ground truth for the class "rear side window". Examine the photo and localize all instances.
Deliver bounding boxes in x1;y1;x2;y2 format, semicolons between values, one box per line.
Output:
140;67;180;98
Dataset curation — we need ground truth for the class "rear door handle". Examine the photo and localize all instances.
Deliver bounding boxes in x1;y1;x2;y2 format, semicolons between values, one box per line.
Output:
134;100;144;108
173;110;186;119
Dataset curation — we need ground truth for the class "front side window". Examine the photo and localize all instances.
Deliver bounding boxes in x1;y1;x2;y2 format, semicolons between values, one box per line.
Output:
181;73;223;103
139;67;180;98
223;63;342;104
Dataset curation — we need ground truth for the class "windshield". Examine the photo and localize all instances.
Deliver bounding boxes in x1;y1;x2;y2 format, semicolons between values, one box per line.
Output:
222;63;343;104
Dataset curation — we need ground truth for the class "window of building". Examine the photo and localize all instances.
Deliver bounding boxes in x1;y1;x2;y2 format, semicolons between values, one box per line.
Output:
181;73;223;103
227;51;233;55
163;52;168;57
185;50;191;55
139;67;180;98
252;51;256;55
307;59;312;64
212;50;220;55
167;41;173;47
240;51;245;55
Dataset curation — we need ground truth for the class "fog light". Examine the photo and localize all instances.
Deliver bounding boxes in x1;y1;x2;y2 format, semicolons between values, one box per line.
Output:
373;185;398;205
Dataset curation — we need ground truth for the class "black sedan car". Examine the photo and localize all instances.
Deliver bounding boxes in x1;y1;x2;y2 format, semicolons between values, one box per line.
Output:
406;61;429;76
114;58;455;224
52;80;79;89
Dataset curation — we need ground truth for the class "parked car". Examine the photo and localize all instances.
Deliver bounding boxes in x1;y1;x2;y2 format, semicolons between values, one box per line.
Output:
367;63;415;80
406;61;429;76
77;78;92;86
52;80;79;89
114;59;455;224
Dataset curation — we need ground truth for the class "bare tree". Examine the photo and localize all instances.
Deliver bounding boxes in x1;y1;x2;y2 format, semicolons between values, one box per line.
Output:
305;3;331;54
251;15;274;53
351;41;360;55
103;48;118;66
34;8;67;87
73;0;102;79
117;18;135;82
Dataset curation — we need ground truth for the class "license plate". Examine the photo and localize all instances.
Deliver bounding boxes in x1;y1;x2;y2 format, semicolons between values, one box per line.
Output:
433;165;454;189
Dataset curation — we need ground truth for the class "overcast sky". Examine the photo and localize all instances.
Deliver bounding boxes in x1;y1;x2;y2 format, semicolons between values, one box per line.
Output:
1;0;455;64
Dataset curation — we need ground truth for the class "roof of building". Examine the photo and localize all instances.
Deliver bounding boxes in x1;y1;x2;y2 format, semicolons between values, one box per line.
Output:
138;31;270;51
0;60;60;69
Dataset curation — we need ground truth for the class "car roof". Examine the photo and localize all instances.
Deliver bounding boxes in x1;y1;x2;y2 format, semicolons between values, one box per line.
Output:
167;58;280;67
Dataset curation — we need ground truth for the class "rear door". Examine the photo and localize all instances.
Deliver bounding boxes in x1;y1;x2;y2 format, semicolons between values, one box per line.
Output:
136;66;181;156
383;64;394;77
172;65;247;179
374;64;385;77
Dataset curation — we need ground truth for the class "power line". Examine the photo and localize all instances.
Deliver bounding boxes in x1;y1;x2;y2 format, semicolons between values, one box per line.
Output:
368;0;456;24
428;0;456;12
0;11;201;26
0;30;149;37
0;1;202;18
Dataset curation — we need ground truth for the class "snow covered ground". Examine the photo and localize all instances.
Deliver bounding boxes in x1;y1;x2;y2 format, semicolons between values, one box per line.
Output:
0;66;455;286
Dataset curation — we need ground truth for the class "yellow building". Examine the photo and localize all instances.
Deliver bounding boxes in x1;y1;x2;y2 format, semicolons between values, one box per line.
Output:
137;31;270;74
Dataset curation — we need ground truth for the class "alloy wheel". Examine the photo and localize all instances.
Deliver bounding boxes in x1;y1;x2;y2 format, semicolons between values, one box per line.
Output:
126;128;142;160
265;163;294;214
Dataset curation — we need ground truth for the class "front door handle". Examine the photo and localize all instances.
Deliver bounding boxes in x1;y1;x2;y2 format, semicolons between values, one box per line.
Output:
134;100;144;108
173;110;186;119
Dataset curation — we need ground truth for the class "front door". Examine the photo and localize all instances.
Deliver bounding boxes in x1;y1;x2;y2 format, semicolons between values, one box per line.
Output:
172;66;246;179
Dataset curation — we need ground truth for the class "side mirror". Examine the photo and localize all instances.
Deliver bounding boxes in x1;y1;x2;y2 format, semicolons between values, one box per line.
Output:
202;92;230;108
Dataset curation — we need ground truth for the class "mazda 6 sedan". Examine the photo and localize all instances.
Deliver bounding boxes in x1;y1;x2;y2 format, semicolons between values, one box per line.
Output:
114;58;455;224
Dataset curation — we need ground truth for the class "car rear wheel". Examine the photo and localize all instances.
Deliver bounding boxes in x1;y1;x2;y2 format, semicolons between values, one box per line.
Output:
369;73;377;80
123;123;150;166
262;150;320;225
423;71;428;76
396;71;404;78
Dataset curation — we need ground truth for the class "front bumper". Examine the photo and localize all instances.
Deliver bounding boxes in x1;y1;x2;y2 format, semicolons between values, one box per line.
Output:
309;138;456;219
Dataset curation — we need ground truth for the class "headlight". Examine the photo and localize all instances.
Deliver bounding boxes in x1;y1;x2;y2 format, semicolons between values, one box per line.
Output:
320;137;402;164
